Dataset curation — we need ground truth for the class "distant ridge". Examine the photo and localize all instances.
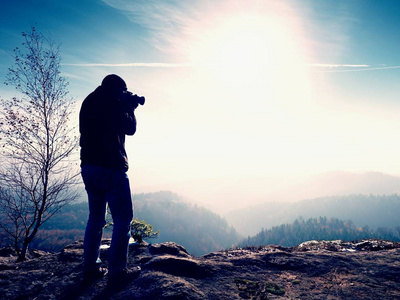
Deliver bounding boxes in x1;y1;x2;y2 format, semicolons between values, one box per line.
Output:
288;171;400;199
225;171;400;236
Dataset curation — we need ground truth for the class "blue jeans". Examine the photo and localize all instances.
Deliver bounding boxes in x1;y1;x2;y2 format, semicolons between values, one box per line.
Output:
81;165;133;275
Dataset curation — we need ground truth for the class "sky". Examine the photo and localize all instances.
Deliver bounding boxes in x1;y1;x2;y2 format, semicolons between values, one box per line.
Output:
1;0;400;213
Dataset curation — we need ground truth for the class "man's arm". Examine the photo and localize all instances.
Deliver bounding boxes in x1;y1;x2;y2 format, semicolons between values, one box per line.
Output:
122;107;137;136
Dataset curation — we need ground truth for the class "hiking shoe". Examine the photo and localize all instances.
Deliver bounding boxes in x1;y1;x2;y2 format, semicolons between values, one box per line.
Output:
83;267;108;283
108;267;141;288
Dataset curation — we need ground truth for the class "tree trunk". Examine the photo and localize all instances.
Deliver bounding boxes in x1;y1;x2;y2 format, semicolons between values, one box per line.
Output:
18;211;44;261
17;240;30;261
14;238;21;258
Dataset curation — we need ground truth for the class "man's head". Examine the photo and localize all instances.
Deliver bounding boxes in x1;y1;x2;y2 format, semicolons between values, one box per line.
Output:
101;74;127;96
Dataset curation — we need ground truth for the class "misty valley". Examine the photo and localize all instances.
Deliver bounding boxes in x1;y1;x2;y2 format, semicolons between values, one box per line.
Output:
1;190;399;257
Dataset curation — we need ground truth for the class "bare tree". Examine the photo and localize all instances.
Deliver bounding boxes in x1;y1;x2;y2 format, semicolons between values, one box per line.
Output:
0;27;79;261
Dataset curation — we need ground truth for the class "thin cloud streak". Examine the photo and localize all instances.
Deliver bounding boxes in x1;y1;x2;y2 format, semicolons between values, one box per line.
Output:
311;65;400;73
63;62;400;74
310;64;370;68
62;62;197;68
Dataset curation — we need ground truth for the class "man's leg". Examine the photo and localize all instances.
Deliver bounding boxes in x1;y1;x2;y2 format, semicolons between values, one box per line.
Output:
107;171;133;275
82;166;108;273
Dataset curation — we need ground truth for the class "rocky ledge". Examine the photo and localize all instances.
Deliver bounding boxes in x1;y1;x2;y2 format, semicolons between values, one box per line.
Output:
0;239;399;299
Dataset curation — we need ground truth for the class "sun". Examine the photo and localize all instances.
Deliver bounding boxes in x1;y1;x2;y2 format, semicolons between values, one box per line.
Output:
181;8;313;111
162;3;319;178
199;15;280;68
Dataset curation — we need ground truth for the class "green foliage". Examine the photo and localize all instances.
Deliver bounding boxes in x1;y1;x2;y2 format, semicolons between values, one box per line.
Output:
104;205;159;244
264;282;285;295
130;218;160;244
104;205;113;230
234;278;285;298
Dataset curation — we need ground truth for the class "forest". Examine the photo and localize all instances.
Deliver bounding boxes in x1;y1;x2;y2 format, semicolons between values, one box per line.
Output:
18;191;241;256
2;191;400;256
226;194;400;236
240;216;400;248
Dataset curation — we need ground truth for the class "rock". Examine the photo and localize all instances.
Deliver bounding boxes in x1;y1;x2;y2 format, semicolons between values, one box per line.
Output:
144;255;214;278
58;240;84;262
295;239;400;252
148;242;190;257
0;239;399;299
116;273;207;300
0;247;18;257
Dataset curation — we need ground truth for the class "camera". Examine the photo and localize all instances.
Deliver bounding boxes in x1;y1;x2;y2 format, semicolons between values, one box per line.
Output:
122;91;145;107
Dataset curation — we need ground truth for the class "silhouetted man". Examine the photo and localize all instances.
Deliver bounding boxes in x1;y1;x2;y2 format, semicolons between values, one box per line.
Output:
79;74;142;285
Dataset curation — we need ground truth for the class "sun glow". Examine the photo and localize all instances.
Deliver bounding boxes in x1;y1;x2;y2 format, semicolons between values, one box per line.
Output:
129;1;336;198
143;4;324;184
180;5;313;111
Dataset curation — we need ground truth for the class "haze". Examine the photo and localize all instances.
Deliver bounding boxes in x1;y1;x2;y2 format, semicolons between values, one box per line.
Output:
1;1;400;213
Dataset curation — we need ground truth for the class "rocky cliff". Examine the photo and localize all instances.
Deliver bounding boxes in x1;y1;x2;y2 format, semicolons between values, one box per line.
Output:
0;239;399;299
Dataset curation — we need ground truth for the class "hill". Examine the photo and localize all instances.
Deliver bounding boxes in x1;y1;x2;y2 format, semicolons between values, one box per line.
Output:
0;239;399;299
132;191;241;255
284;171;400;200
240;217;400;248
15;191;241;256
225;194;400;236
134;171;400;213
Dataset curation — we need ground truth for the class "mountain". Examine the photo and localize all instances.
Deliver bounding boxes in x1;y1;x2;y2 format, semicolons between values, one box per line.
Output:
286;171;400;199
240;217;400;248
225;194;400;236
150;171;400;214
132;191;241;255
1;239;399;299
13;191;241;256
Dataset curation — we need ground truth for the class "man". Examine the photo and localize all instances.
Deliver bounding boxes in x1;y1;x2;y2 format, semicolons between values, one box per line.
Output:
79;74;141;284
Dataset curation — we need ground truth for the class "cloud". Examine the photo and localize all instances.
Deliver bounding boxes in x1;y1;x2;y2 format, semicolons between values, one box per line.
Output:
61;62;196;68
310;64;400;73
101;0;195;51
78;1;400;75
63;61;400;74
310;64;370;68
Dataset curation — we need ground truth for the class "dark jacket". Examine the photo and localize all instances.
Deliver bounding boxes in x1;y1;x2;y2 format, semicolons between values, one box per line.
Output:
79;86;136;171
